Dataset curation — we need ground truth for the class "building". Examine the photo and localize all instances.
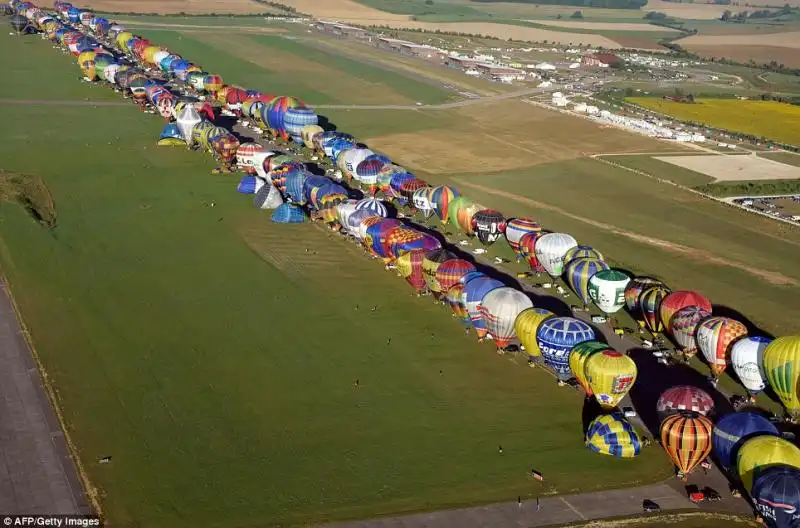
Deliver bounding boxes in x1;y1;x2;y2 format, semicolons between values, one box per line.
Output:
445;56;479;71
376;38;446;61
581;53;619;68
315;21;370;40
474;63;526;83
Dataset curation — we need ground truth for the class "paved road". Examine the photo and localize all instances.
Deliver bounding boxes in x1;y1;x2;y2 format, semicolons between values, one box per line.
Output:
0;279;89;514
324;483;695;528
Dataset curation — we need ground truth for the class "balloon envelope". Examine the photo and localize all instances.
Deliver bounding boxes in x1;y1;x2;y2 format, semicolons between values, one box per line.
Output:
640;286;671;335
657;385;714;421
731;336;772;396
752;465;800;528
763;337;800;419
670;306;712;356
696;316;748;379
585;413;641;458
569;340;610;395
563;245;604;267
478;287;533;349
537;317;595;380
505;218;541;257
660;290;713;335
738;435;800;493
625;277;664;313
565;257;609;305
588;269;631;314
661;412;713;477
464;275;503;339
515;307;554;359
585;350;637;409
712;411;779;470
535;233;578;278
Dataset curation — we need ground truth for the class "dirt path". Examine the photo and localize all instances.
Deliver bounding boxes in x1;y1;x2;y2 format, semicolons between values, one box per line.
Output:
452;177;797;286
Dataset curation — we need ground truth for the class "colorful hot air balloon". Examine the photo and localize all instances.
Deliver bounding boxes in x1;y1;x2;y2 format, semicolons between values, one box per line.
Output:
537;317;595;381
284;106;318;144
624;277;663;314
472;209;506;246
657;385;714;421
429;185;459;223
422;249;456;295
534;233;578;278
355;157;387;194
505;218;542;259
515;307;554;359
519;231;545;273
569;340;609;395
696;317;748;380
266;96;304;139
339;148;374;182
670;306;712;359
585;350;637;409
565;258;609;306
731;336;773;400
764;337;800;420
738;435;800;492
752;465;800;528
712;412;779;470
354;197;387;218
585;413;641;458
478;287;533;350
588;269;631;315
464;275;503;340
412;187;434;218
446;283;471;328
563;245;604;267
364;218;402;258
396;249;426;292
640;285;671;335
435;259;476;294
661;412;713;478
660;291;713;335
236;143;266;173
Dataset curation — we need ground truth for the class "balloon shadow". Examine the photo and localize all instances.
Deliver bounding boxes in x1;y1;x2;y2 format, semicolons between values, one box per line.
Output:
317;115;336;132
627;347;734;437
582;396;603;436
712;304;774;340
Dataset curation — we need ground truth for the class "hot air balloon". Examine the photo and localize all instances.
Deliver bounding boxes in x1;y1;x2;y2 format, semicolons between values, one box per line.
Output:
236;143;266;173
237;175;260;195
464;275;503;340
515;307;554;360
624;277;663;314
640;285;671;335
386;229;440;260
412;187;434;218
176;104;202;145
429;185;459;224
479;287;533;350
585;350;637;409
355;157;387;195
266;96;304;139
764;337;800;420
731;336;772;400
519;231;545;273
588;269;631;315
253;182;284;210
569;340;610;395
446;283;471;328
435;259;476;293
396;249;426;292
271;203;305;224
565;258;609;307
670;306;712;359
354;197;387;218
738;435;800;492
585;413;641;458
339;148;374;182
335;200;359;230
535;233;578;278
696;317;748;381
660;291;713;335
537;317;595;381
284;106;318;145
657;386;714;421
422;249;456;295
712;412;779;470
563;245;604;267
752;465;800;528
472;209;506;246
505;218;541;259
661;412;713;479
453;198;484;236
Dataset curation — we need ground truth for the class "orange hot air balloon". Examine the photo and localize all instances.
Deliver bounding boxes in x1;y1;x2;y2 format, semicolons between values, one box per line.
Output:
660;412;713;479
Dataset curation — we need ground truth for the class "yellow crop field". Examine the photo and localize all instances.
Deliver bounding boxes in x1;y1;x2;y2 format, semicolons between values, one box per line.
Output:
626;97;800;146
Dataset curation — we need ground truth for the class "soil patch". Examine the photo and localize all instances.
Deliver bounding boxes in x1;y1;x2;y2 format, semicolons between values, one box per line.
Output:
0;171;57;228
528;20;679;32
453;177;797;286
656;154;800;182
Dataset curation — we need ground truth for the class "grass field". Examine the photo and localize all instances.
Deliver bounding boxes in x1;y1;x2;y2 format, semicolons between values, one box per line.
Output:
626;97;800;146
563;512;759;528
82;0;271;14
760;151;800;167
0;32;683;527
132;29;454;105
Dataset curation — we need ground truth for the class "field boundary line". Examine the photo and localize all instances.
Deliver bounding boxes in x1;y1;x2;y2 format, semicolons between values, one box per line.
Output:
1;276;104;519
593;155;800;229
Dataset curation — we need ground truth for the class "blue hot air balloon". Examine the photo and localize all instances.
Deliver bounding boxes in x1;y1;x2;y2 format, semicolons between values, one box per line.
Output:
354;197;388;218
285;168;309;205
752;465;800;528
536;317;596;380
271;203;305;224
712;412;779;470
330;139;357;162
159;123;183;141
237;175;258;195
284;106;318;144
463;275;503;340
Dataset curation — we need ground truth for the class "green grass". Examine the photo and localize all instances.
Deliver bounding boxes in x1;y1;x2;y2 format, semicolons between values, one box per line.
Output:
354;0;488;17
0;32;676;528
114;14;279;26
324;107;457;137
760;151;800;167
444;158;800;337
601;155;715;187
697;179;800;197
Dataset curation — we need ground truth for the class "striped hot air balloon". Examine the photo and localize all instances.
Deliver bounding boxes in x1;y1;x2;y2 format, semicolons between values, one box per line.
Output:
396;249;426;292
657;385;714;421
763;337;800;420
422;249;456;295
435;259;476;293
479;287;533;350
266;96;304;139
236;143;266;173
284;106;318;144
624;277;663;313
354;197;388;218
640;285;671;335
464;275;503;340
565;257;609;306
505;218;542;258
429;185;459;223
446;283;471;328
586;413;641;458
660;291;713;335
519;231;545;273
563;245;604;268
696;317;748;380
670;306;712;359
569;340;609;395
661;411;713;479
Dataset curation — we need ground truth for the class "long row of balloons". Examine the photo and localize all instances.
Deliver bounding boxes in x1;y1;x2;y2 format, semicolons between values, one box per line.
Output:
10;2;800;523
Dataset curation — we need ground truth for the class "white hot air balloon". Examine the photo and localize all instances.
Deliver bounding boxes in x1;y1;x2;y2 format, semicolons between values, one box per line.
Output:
534;233;578;278
251;151;275;180
336;200;359;229
253;182;284;210
413;187;434;218
340;148;374;181
731;336;772;399
176;104;202;145
478;287;534;350
588;269;631;314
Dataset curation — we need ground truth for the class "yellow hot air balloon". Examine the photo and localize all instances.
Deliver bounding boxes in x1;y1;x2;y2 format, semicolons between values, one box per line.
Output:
569;340;610;395
302;124;324;149
143;46;161;65
116;31;133;53
515;307;554;359
585;350;637;409
763;336;800;419
737;435;800;492
77;50;96;67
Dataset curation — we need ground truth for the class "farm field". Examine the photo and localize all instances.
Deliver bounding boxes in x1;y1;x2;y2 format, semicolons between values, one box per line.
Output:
626;97;800;147
81;0;271;14
760;151;800;167
599;155;714;188
525;19;679;32
0;34;679;526
681;45;800;70
655;154;800;182
132;29;455;105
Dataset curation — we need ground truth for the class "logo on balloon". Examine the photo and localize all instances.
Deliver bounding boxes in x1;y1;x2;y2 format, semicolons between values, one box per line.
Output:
612;374;634;394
